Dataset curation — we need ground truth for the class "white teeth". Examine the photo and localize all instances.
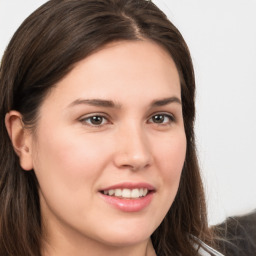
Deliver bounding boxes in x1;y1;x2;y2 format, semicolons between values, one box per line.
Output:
114;189;122;197
103;188;149;198
109;189;115;196
131;188;139;198
122;189;131;198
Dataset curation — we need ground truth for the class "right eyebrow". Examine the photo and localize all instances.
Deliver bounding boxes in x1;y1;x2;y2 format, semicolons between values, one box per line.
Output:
67;98;122;109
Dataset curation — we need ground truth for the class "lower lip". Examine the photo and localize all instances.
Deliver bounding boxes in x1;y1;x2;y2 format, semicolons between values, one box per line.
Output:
99;192;154;212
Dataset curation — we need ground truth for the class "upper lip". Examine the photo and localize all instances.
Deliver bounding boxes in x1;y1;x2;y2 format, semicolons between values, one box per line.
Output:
100;182;156;191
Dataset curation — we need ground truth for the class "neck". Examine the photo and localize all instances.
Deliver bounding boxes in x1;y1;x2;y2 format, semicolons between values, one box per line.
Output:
42;236;156;256
41;222;156;256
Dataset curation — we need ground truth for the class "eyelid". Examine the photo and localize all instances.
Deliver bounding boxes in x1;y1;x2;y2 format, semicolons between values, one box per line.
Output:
78;113;112;127
147;112;176;124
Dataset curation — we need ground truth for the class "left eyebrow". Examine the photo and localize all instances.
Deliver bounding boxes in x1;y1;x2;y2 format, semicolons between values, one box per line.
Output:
150;97;181;107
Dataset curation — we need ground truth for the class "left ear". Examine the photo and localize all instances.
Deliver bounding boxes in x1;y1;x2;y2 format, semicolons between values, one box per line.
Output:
5;111;34;171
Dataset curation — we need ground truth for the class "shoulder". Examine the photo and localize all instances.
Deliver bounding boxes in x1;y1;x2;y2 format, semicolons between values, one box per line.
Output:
198;241;225;256
193;237;225;256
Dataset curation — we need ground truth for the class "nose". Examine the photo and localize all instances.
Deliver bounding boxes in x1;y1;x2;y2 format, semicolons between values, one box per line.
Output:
113;124;153;171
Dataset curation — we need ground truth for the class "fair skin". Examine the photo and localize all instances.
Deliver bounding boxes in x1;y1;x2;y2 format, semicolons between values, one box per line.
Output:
6;40;186;256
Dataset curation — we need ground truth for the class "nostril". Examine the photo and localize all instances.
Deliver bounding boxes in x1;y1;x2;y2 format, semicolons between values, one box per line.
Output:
119;162;151;172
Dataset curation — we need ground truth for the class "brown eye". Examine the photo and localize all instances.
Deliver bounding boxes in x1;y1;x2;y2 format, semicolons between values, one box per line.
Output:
149;113;175;124
89;116;104;125
152;115;165;123
80;115;108;126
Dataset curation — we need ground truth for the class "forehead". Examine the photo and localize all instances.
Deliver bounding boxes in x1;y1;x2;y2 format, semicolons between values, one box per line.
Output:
42;40;181;109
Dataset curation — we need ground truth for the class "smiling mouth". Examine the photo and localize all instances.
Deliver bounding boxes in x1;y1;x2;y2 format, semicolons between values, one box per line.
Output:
100;188;151;199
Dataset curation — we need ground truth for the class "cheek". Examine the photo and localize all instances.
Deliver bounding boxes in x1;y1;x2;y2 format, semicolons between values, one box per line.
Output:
155;131;186;199
158;131;186;174
31;129;106;215
31;128;111;226
33;128;105;182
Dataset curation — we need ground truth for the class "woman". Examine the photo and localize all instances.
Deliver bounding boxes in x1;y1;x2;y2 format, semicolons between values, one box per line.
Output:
0;0;223;255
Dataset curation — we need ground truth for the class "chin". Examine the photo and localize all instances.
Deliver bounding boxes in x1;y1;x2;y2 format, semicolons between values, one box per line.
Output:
94;225;154;247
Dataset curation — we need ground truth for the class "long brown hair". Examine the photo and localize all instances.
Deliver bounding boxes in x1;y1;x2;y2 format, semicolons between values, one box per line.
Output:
0;0;213;255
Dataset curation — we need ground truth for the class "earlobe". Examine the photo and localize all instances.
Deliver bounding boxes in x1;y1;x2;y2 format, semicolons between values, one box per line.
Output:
5;111;34;171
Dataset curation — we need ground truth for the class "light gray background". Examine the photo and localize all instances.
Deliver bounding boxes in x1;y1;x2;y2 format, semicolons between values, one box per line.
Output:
1;0;256;225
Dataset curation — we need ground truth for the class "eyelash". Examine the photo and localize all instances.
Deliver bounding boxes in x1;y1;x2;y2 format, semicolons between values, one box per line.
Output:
79;114;110;127
79;113;175;127
147;113;175;125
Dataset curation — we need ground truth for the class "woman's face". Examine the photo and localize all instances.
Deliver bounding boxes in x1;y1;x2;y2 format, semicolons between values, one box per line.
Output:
29;41;186;251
